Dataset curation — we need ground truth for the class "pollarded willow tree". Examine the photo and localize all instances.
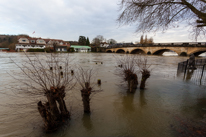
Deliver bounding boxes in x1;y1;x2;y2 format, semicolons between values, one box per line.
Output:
136;56;151;89
74;67;98;113
115;54;151;91
115;55;138;93
11;53;75;132
117;0;206;40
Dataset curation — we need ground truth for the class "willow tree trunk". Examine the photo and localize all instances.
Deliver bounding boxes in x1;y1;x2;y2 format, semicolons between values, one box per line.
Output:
140;70;150;89
81;83;92;113
125;69;138;93
129;73;138;93
37;86;70;132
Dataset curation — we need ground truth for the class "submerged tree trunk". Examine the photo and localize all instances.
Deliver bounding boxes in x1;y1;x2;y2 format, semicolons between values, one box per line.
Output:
37;86;70;132
81;82;92;113
124;69;138;93
140;69;150;89
129;73;138;93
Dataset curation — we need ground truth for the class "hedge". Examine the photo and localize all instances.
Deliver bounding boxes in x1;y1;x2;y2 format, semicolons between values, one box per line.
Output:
27;49;45;52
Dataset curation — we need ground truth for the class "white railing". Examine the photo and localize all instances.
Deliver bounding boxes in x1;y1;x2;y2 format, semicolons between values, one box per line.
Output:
15;45;45;50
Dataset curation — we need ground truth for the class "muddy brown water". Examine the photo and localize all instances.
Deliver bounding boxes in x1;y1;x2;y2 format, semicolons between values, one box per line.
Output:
0;52;206;137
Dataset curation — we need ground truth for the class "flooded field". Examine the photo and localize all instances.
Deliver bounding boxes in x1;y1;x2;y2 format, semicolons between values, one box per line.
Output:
0;52;206;137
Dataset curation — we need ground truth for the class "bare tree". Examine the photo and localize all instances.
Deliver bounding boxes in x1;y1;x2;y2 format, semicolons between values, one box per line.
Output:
10;53;75;132
92;35;105;47
136;56;151;89
115;55;138;93
107;39;117;44
117;0;206;40
148;37;154;44
115;54;151;91
74;67;97;113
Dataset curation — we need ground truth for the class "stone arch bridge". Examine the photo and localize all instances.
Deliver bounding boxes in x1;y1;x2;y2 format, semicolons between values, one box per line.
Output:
106;44;206;56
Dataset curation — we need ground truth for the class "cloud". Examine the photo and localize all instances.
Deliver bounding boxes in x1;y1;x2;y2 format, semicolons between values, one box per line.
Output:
0;0;205;42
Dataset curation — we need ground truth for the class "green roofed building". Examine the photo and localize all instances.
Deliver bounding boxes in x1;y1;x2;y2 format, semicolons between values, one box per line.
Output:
71;45;91;52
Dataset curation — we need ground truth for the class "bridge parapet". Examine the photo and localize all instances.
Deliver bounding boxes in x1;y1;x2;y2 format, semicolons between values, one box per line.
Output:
107;43;206;49
106;45;206;56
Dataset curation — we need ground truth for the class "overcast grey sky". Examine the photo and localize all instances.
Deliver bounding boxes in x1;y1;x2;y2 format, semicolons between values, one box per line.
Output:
0;0;204;43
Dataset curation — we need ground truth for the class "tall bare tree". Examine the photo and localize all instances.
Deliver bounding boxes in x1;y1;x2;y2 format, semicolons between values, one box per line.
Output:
117;0;206;40
92;35;105;47
107;39;117;44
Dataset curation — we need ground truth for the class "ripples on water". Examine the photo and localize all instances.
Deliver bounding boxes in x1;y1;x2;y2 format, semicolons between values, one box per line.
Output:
0;52;206;137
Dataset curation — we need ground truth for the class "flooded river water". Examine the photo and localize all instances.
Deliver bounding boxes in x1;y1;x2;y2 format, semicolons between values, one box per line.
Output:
0;52;206;137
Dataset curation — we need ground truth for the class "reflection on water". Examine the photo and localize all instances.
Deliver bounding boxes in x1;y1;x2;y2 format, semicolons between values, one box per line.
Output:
182;97;206;119
185;69;194;80
140;90;147;107
82;114;93;131
0;52;206;137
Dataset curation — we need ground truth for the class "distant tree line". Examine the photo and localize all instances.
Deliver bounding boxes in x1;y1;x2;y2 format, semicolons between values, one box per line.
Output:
77;35;117;47
91;35;117;47
140;35;153;44
0;35;18;50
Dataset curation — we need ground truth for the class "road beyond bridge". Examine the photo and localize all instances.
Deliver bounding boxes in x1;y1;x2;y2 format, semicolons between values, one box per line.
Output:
106;43;206;56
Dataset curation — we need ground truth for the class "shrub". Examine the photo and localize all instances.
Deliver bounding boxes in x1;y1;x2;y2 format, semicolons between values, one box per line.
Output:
27;49;45;52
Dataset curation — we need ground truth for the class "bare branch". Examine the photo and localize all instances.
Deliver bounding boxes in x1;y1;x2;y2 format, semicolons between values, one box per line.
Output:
118;0;206;40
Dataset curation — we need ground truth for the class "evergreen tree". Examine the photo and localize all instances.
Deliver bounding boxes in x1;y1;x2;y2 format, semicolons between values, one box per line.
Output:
86;37;90;46
78;36;87;45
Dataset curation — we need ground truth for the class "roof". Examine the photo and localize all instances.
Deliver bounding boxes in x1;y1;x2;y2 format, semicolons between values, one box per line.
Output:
71;45;91;49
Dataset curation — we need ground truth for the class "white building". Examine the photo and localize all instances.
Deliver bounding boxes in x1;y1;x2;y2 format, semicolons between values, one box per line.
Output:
71;45;91;52
15;37;46;52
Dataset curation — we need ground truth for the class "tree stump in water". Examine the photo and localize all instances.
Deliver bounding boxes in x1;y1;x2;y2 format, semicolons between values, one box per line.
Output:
37;86;70;132
140;69;150;89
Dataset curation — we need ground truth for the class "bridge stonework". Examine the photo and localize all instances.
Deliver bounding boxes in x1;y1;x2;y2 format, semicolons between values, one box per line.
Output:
106;46;206;56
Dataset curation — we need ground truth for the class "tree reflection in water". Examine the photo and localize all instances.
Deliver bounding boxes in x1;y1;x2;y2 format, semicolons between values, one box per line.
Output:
82;114;93;131
122;91;135;112
140;90;147;107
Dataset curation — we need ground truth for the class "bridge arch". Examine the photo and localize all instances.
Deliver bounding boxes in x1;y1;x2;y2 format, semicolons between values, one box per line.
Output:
180;52;187;56
189;49;206;56
130;49;146;54
152;49;178;55
106;50;112;53
147;51;151;55
116;49;125;53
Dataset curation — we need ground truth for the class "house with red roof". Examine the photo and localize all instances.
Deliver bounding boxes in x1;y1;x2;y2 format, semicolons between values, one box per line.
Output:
15;37;46;52
15;36;70;52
